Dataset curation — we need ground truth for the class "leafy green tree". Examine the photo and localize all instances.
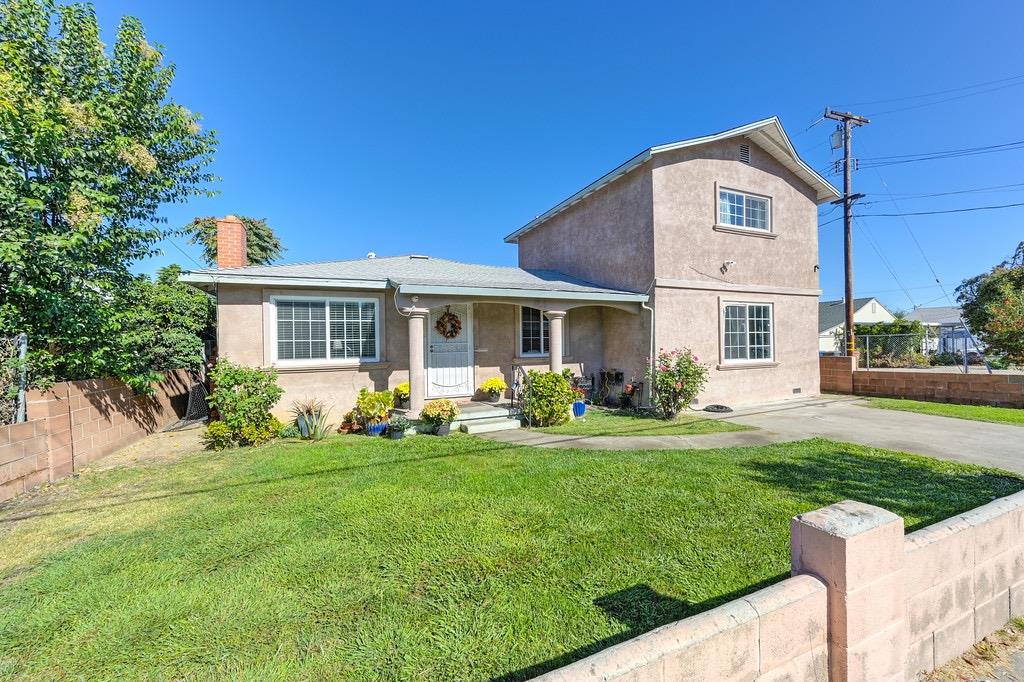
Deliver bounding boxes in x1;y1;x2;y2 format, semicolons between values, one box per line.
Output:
957;242;1024;364
0;0;217;388
183;215;284;266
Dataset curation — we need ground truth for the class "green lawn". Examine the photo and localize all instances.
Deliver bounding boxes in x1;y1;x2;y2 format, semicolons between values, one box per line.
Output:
0;435;1020;680
536;407;751;436
863;396;1024;426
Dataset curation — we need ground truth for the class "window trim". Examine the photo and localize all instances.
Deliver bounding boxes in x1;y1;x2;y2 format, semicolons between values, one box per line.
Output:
270;294;381;366
517;305;550;358
713;182;773;235
719;300;775;366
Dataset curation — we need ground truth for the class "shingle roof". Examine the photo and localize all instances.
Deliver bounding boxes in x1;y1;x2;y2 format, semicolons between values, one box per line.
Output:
818;298;879;333
181;255;643;298
904;306;962;325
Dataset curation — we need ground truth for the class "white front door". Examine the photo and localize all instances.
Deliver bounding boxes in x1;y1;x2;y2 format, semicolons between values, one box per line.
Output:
427;304;474;398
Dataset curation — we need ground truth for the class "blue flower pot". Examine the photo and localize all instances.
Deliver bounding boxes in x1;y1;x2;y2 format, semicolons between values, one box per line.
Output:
572;401;586;418
366;422;388;437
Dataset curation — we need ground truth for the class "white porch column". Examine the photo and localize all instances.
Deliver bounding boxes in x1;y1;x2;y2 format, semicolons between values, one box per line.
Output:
545;310;566;374
405;307;429;417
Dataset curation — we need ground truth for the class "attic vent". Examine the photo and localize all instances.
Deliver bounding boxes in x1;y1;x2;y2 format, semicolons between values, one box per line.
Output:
739;143;751;164
409;254;430;260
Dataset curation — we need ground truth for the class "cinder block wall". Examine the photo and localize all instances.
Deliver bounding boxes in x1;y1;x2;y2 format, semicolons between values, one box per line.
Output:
0;370;190;502
819;356;1024;407
537;493;1024;681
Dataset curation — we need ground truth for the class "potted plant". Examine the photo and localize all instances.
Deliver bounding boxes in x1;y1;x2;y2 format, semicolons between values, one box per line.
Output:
479;377;508;403
394;382;410;409
356;388;392;436
388;414;411;440
571;386;587;418
337;410;361;434
420;399;460;435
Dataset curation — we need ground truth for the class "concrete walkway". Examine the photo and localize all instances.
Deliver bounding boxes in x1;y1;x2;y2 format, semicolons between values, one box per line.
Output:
485;396;1024;474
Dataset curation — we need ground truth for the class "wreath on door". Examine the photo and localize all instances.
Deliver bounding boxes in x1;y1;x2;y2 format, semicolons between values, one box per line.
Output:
435;307;463;339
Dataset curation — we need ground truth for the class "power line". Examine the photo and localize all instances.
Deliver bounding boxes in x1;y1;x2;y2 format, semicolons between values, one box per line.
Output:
854;217;918;308
858;139;1024;162
837;72;1024;107
167;237;205;269
871;170;957;309
862;181;1024;202
866;80;1024;116
857;200;1024;218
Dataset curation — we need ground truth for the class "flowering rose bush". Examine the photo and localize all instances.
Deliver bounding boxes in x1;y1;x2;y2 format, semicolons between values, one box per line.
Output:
646;348;709;419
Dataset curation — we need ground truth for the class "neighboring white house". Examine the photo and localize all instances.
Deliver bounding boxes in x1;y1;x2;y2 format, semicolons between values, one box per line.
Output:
904;306;981;354
818;297;895;354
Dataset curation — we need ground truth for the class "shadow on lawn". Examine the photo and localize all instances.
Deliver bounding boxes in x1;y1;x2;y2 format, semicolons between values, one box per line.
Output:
744;440;1024;532
494;578;785;681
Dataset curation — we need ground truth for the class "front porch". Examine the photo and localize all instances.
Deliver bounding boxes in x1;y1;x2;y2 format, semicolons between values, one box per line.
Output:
398;291;648;418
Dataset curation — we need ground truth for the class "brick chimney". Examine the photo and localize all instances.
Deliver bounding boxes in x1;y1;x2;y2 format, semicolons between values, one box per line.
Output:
216;215;247;269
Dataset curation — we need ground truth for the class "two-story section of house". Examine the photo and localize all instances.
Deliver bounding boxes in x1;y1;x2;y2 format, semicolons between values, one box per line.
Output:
507;118;839;406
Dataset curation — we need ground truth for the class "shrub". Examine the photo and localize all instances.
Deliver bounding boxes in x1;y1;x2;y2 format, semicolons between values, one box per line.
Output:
206;359;284;448
393;382;410;403
647;348;709;418
355;388;393;425
239;416;283;447
203;421;234;450
480;377;508;395
523;371;575;426
420;399;459;426
280;423;301;438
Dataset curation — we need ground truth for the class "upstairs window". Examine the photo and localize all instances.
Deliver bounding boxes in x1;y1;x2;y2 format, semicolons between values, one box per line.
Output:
723;303;773;362
719;189;770;231
275;298;379;363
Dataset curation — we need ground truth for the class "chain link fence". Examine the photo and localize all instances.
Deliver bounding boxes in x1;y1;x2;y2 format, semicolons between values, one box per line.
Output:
1;334;28;425
854;326;999;372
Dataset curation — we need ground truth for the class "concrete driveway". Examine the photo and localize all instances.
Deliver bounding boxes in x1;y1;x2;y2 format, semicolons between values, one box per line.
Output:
488;396;1024;474
719;396;1024;474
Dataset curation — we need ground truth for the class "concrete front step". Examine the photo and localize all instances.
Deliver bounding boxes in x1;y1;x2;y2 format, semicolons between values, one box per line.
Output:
460;417;522;434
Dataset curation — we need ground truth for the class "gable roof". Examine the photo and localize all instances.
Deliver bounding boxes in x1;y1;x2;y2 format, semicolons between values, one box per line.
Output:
179;255;649;303
505;117;840;244
818;297;886;333
904;306;962;326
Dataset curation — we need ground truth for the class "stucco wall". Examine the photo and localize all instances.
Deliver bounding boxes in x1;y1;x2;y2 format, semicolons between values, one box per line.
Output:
515;166;654;293
651;287;820;407
650;138;819;289
216;286;599;416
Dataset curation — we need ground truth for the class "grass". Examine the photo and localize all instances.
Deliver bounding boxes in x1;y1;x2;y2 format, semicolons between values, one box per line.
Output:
0;435;1020;680
535;407;752;436
863;397;1024;426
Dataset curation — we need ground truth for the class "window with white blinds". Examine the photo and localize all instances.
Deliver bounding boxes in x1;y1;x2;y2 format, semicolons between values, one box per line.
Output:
722;303;773;362
274;298;379;363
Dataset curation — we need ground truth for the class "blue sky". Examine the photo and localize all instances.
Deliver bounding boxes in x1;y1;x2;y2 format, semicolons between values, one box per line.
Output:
93;1;1024;313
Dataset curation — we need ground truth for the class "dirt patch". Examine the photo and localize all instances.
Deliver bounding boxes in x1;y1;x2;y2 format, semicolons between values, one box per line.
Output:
0;422;207;525
925;619;1024;681
93;421;207;470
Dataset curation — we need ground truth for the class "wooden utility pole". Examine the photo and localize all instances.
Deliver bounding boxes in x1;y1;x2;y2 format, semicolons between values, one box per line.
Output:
824;108;869;357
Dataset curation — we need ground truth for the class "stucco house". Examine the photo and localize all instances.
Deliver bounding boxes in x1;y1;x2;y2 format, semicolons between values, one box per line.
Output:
181;117;838;418
817;297;896;354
